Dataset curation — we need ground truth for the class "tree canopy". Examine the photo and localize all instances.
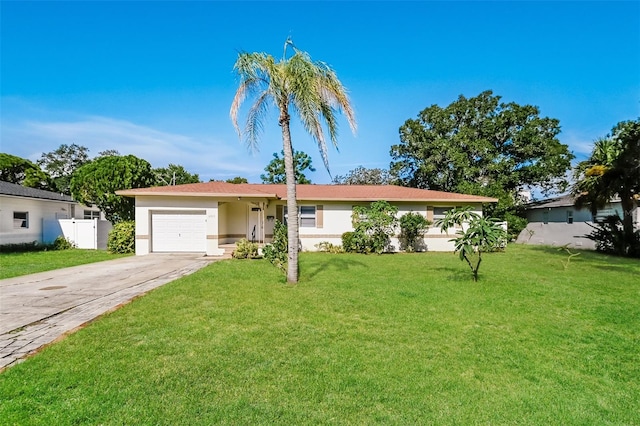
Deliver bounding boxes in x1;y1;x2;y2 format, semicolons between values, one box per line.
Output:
230;39;356;283
226;176;248;184
332;166;395;185
261;150;315;184
573;118;640;256
70;155;156;223
154;164;200;186
0;153;56;191
37;144;90;195
390;90;574;218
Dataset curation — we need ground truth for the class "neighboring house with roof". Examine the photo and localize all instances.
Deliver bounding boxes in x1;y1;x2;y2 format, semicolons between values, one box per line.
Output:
516;194;637;249
117;182;497;256
0;181;107;247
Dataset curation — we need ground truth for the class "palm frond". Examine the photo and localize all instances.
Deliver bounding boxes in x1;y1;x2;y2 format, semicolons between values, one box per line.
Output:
230;43;356;174
244;91;270;152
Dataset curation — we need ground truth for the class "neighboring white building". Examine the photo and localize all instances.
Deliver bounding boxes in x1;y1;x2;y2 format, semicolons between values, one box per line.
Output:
117;182;497;256
516;194;639;249
0;181;107;247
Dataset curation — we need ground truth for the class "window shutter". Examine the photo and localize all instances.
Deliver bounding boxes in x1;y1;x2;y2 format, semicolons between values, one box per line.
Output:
426;206;434;222
316;205;323;228
276;205;283;223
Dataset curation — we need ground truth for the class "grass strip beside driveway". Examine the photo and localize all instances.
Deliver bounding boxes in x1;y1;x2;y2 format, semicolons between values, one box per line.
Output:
0;250;131;279
1;245;639;424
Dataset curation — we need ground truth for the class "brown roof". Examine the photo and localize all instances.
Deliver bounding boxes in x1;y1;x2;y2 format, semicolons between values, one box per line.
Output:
116;182;497;203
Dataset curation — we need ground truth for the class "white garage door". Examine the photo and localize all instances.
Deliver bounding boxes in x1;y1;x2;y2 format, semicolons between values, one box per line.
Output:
151;211;206;252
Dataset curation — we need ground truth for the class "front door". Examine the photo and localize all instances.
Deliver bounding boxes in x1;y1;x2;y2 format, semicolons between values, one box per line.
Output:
247;207;262;242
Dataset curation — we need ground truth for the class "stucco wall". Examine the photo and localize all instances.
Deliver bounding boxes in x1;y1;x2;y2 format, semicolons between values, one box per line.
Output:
526;206;594;223
516;222;596;249
281;201;480;252
223;202;249;242
131;195;487;254
0;195;75;245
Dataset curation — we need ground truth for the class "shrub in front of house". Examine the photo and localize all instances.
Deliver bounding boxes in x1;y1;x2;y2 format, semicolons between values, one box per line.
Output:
341;232;356;252
0;241;44;253
315;241;344;253
349;201;399;254
53;236;76;250
263;219;287;273
399;212;431;252
107;220;135;254
232;239;260;259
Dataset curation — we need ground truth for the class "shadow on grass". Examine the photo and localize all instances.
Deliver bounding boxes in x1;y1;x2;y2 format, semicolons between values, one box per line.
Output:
592;263;640;275
432;266;474;282
304;255;368;280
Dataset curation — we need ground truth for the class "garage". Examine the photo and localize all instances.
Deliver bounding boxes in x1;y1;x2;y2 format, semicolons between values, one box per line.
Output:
151;211;206;252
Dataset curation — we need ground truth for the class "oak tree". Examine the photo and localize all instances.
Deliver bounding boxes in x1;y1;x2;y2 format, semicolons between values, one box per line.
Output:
390;90;574;222
261;150;315;184
70;155;156;223
37;144;90;194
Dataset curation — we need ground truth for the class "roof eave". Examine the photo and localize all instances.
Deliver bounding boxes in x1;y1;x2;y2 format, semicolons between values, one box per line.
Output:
115;190;280;199
297;196;499;203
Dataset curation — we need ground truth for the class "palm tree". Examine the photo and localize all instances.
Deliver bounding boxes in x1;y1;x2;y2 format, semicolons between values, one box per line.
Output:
230;40;356;282
573;119;640;255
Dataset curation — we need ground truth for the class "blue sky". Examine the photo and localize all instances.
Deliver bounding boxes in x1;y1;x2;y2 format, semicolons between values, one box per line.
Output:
2;1;639;185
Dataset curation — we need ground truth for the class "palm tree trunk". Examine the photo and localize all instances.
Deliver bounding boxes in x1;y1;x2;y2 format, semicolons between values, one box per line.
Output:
280;113;299;283
621;192;636;255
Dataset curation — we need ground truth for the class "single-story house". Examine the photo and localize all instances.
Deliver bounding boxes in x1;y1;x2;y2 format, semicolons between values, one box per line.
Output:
116;182;497;256
516;194;639;249
0;181;108;247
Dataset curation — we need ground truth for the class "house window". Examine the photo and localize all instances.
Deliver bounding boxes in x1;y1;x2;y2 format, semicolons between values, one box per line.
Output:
13;212;29;229
300;206;316;227
433;207;450;221
84;210;100;220
284;206;316;227
566;210;573;224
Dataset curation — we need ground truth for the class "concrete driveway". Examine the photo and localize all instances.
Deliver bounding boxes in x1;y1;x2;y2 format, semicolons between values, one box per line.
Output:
0;253;219;370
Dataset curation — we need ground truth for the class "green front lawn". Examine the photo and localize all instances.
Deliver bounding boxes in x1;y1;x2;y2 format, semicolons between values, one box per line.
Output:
1;245;638;424
0;250;131;279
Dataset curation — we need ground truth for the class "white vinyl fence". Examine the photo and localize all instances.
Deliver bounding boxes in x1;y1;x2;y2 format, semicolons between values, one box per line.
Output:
43;219;112;249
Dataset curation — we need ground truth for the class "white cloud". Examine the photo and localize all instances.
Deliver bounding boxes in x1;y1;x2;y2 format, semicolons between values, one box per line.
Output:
1;114;265;181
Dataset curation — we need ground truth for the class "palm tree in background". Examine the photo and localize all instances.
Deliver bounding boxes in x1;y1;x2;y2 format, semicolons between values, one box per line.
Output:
230;39;356;282
573;119;640;255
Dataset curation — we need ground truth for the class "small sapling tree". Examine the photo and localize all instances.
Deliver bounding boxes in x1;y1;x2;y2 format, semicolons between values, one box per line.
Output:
435;207;507;281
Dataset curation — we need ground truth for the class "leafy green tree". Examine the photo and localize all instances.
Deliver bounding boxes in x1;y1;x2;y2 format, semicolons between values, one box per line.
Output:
350;201;398;254
230;39;356;283
399;212;431;252
573;118;640;256
435;206;507;282
70;155;156;223
0;153;56;191
154;164;200;186
37;144;90;195
261;150;315;184
332;166;395;185
390;90;574;219
226;176;248;184
97;149;121;157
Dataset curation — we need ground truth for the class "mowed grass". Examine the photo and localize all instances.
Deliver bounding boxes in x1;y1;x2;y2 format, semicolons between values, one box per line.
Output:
0;250;130;279
1;245;638;424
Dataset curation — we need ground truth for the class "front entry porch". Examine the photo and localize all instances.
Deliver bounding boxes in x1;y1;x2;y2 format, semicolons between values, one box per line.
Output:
217;200;277;246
